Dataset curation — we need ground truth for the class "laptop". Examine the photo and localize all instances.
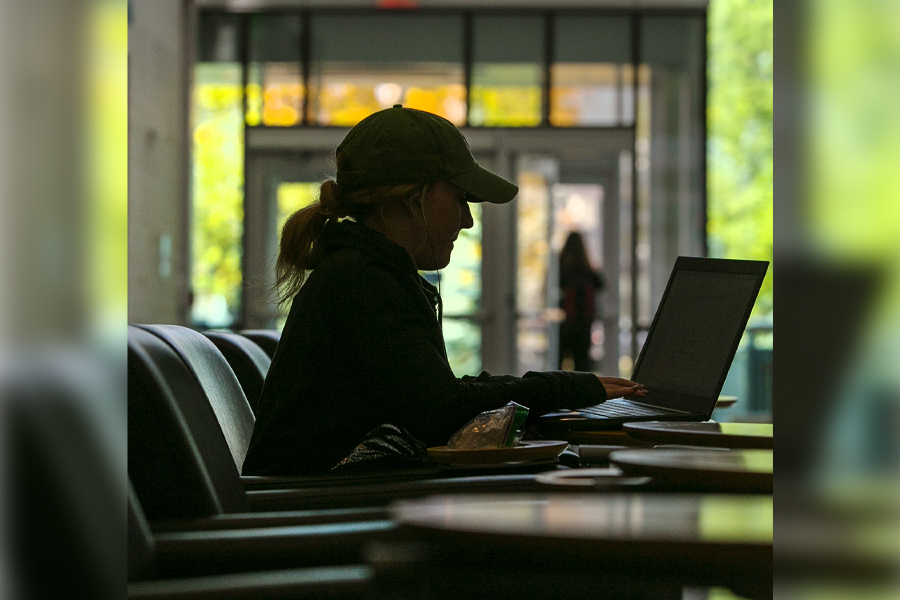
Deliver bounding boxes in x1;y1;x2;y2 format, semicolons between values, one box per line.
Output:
538;256;769;433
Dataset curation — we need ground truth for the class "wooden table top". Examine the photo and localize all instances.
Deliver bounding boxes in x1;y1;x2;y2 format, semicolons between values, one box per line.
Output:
389;492;771;595
393;492;771;545
382;492;772;598
609;448;773;493
623;421;773;449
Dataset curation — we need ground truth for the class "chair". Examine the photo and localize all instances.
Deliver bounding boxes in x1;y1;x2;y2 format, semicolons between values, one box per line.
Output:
127;324;554;523
128;481;377;597
203;331;271;412
135;324;255;472
128;326;249;520
239;329;281;359
129;325;402;524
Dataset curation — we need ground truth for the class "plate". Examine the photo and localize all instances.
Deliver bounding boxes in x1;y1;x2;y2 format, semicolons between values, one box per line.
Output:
427;440;569;465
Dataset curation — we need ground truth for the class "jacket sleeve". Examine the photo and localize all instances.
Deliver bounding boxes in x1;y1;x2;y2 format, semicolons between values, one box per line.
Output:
325;262;607;447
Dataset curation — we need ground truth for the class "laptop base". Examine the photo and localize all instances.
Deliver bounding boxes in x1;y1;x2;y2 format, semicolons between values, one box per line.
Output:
536;410;705;434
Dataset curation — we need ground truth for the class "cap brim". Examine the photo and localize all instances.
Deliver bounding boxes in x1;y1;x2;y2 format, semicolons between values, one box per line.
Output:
449;165;518;204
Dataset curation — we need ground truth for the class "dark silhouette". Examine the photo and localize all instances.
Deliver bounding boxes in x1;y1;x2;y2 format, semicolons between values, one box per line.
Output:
242;106;644;476
558;231;604;372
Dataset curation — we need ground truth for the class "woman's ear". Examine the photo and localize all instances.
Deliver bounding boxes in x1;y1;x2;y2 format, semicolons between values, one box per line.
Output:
402;194;424;217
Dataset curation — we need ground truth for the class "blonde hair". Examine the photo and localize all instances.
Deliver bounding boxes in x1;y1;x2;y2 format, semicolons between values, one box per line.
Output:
275;178;432;308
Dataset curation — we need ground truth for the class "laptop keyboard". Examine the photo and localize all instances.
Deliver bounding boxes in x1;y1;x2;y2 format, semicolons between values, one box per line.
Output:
578;399;680;419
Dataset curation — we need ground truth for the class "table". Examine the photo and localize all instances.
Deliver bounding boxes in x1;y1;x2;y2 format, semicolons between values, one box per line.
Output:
715;395;738;408
559;429;656;446
609;448;773;493
372;493;772;600
623;421;773;449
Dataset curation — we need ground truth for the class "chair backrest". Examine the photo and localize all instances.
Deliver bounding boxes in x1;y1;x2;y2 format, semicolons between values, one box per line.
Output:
239;329;281;360
136;324;255;473
203;331;271;413
128;326;248;517
128;331;225;519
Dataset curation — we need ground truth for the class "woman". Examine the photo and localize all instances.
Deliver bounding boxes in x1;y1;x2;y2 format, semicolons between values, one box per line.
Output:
242;106;644;476
558;231;605;372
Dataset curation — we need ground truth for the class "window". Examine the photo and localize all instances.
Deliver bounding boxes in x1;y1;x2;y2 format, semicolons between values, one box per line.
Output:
470;15;544;127
551;16;633;127
246;14;303;127
308;15;465;126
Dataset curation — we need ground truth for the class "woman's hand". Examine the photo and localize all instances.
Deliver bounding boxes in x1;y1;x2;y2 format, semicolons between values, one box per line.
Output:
597;377;647;400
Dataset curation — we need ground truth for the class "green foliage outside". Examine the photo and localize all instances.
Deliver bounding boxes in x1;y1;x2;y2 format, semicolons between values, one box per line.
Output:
191;64;244;327
707;0;774;318
277;182;320;235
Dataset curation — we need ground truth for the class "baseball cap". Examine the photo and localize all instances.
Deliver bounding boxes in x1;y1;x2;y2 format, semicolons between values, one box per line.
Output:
336;105;518;204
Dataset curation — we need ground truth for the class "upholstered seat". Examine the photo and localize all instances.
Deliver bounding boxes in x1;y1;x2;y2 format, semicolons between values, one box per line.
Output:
136;324;255;472
239;329;281;360
203;331;271;413
128;326;250;520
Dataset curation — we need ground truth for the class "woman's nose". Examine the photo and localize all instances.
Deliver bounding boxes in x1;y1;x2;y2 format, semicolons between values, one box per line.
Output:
461;202;474;230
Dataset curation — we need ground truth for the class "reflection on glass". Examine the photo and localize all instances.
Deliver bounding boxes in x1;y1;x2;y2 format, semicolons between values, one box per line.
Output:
309;65;466;126
246;14;303;126
553;15;632;127
247;63;304;126
309;14;465;126
470;15;544;127
191;63;244;329
470;64;542;126
551;63;623;127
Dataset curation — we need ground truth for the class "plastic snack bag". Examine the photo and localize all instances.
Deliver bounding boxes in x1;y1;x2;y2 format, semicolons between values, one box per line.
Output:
446;402;530;450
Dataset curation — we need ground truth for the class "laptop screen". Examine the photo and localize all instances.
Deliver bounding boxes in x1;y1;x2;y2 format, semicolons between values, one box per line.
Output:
632;263;764;411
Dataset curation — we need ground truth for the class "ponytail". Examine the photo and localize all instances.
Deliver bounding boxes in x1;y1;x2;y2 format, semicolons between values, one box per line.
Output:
274;179;347;308
275;204;324;308
274;178;432;308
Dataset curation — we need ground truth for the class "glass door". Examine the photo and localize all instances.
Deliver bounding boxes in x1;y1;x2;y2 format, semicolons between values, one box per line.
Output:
507;129;632;378
517;156;611;374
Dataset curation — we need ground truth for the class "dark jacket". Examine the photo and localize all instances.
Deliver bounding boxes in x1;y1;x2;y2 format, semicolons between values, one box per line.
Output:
242;220;605;476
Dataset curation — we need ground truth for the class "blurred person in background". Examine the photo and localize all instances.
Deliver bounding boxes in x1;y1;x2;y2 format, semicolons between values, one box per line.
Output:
558;231;604;372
